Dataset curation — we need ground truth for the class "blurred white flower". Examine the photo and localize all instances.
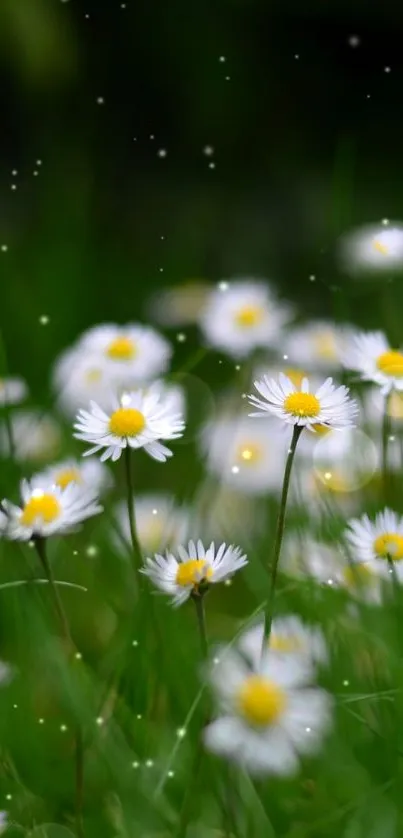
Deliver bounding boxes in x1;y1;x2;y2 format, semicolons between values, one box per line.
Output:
362;386;403;427
40;457;112;494
299;426;379;494
74;389;185;463
342;330;403;394
2;479;102;541
282;532;344;584
141;539;247;606
283;321;354;371
0;376;28;406
78;323;172;383
345;509;403;580
238;615;328;680
53;346;113;416
340;223;403;274
0;410;61;462
148;280;211;326
114;493;189;555
204;646;332;776
249;374;358;432
200;279;291;358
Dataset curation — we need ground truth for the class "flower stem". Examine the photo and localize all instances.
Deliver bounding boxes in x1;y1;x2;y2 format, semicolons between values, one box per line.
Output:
123;446;143;574
192;593;208;659
262;424;303;653
34;537;72;646
382;392;392;504
75;725;85;838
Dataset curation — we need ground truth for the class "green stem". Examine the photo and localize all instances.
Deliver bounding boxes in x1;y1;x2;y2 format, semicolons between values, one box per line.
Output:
381;392;392;504
262;425;303;652
123;446;142;574
75;725;85;838
34;537;72;646
192;593;208;659
3;405;15;461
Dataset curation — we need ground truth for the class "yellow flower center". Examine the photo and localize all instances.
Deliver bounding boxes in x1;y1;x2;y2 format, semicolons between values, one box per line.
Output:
343;564;374;587
234;305;264;328
106;336;136;361
313;332;337;360
85;368;103;384
284;368;307;388
312;423;332;436
237;443;263;464
21;493;61;526
388;391;403;420
373;238;389;255
175;559;213;587
374;532;403;561
55;468;82;489
269;634;303;653
109;408;145;437
376;350;403;377
284;392;320;418
237;675;286;726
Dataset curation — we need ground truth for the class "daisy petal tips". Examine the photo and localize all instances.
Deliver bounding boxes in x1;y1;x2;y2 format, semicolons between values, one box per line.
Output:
73;388;185;463
141;539;248;606
248;373;358;432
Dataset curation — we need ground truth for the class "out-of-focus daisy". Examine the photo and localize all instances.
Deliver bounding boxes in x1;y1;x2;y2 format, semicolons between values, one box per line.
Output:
0;410;61;462
238;616;328;680
53;346;113;416
204;647;332;776
114;493;189;555
363;386;403;428
343;330;403;395
282;533;344;586
148;280;211;326
291;463;361;519
141;539;247;606
345;509;403;580
40;458;112;495
200;279;291;358
194;483;262;545
201;415;288;495
340;222;403;274
2;479;102;541
0;376;28;406
284;321;353;371
78;323;172;383
0;812;8;833
298;427;378;493
249;373;357;432
74;389;185;463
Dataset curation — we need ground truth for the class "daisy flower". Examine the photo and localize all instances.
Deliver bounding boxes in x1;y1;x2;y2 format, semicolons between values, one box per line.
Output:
284;321;354;371
238;615;328;681
200;279;291;358
340;222;403;274
204;647;332;776
78;323;172;383
53;346;113;416
40;458;112;495
141;539;247;606
114;493;190;555
2;479;102;541
282;533;344;586
0;376;28;406
148;280;211;326
74;389;185;463
342;330;403;394
0;410;61;462
345;509;403;580
248;373;358;432
201;415;288;495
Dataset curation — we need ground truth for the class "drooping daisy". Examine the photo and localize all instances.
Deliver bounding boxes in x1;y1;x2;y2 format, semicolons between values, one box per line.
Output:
40;458;112;495
340;222;403;274
148;280;212;326
284;321;354;372
204;647;332;776
345;509;403;580
141;539;247;606
74;389;185;463
342;330;403;394
114;493;190;555
0;410;61;462
200;279;291;358
238;615;328;680
201;415;288;495
2;479;102;541
248;373;358;432
0;376;28;406
78;323;172;383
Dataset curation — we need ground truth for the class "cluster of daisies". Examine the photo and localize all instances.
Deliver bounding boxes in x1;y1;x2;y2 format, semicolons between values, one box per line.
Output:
1;244;403;776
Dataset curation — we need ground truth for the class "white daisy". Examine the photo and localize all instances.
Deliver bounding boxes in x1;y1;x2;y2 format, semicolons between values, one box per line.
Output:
78;323;172;383
114;493;190;555
40;458;112;495
0;376;28;406
238;615;328;680
2;480;102;541
0;410;61;462
300;427;379;493
201;415;288;495
74;389;185;463
290;463;361;520
284;321;354;371
53;346;113;416
362;386;403;428
342;330;403;394
248;373;358;432
148;280;211;326
200;279;291;358
141;539;247;606
204;647;332;776
345;509;403;580
282;532;344;586
340;222;403;274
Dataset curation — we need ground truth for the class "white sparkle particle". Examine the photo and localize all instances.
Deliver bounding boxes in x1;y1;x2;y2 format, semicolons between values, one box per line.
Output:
1;245;8;252
96;717;104;726
11;169;18;176
60;724;67;732
208;162;216;169
231;466;240;474
348;35;360;47
73;550;78;556
176;332;186;342
33;171;39;176
219;56;226;63
225;76;231;81
157;149;167;158
152;509;158;515
389;435;396;442
86;545;98;557
382;218;390;226
145;759;154;768
11;184;17;191
235;364;241;371
13;704;18;709
136;714;142;720
168;770;175;778
160;235;165;240
159;267;164;272
96;97;105;105
224;579;232;587
309;274;316;282
121;2;127;6
241;393;247;399
85;13;90;18
324;471;332;481
36;160;42;166
38;718;44;724
343;679;349;686
294;54;299;59
203;145;214;156
150;134;155;140
283;354;288;360
5;795;12;801
28;541;35;548
218;281;229;291
132;760;139;768
305;726;312;733
176;727;186;739
384;66;391;73
327;578;334;586
132;640;139;647
39;315;49;325
213;657;220;665
75;652;82;660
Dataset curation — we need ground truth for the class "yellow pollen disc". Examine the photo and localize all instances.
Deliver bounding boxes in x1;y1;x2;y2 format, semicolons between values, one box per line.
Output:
284;392;320;418
314;332;337;360
109;407;146;437
21;494;61;526
85;368;103;384
343;564;374;587
269;634;303;653
312;423;332;436
237;443;262;464
374;532;403;561
234;305;264;328
55;468;82;489
106;336;136;361
176;559;213;587
284;368;306;388
388;391;403;419
237;675;286;726
373;239;389;255
376;350;403;377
